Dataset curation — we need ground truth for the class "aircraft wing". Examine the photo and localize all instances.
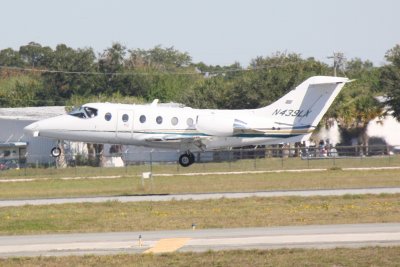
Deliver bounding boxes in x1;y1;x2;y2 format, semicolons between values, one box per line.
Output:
145;134;210;150
233;128;266;135
232;119;267;136
145;134;203;142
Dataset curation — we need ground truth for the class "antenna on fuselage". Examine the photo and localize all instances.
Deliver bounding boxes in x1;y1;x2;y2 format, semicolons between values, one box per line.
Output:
151;99;159;107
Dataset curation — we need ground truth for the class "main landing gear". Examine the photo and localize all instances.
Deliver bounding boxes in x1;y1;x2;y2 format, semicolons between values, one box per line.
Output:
179;152;195;167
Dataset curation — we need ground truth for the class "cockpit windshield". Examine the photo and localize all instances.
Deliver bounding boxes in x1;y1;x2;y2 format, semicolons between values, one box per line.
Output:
69;106;98;119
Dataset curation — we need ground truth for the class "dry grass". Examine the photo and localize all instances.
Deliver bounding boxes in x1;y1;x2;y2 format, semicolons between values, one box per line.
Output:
1;247;400;267
0;169;399;200
1;194;399;235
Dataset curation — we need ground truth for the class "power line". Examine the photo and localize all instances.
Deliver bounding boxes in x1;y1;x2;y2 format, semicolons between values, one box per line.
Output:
0;96;68;105
0;61;328;107
0;65;198;76
0;61;303;76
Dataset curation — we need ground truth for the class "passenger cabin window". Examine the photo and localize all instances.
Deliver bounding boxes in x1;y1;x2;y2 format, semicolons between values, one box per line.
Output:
69;106;98;119
122;114;129;122
140;115;146;123
187;118;194;127
171;117;178;126
156;116;163;124
105;112;112;121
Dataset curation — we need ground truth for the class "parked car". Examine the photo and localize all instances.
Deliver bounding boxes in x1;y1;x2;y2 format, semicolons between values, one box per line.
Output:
0;162;8;171
0;160;19;170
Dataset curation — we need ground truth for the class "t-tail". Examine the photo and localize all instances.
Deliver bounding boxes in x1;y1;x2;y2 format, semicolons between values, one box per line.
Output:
258;76;350;141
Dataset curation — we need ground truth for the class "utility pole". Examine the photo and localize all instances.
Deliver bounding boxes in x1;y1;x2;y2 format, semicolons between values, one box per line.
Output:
327;52;346;76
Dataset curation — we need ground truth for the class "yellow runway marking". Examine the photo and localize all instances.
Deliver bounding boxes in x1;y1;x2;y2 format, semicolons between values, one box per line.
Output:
144;238;191;254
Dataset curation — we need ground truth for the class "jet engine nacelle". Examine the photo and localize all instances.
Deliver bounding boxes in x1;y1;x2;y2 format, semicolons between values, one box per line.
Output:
196;114;234;136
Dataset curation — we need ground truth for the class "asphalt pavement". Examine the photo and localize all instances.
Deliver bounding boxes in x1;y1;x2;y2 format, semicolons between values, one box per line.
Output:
1;187;400;207
0;223;399;257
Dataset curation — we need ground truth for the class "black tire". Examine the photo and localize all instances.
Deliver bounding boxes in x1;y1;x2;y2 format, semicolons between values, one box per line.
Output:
179;154;192;167
51;147;61;158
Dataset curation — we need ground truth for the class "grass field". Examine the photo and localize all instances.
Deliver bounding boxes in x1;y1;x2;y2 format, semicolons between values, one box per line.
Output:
1;194;399;235
1;247;400;267
1;163;400;266
0;169;399;200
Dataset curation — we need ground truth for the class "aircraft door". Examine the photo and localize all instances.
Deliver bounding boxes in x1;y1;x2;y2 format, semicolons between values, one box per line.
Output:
116;110;134;142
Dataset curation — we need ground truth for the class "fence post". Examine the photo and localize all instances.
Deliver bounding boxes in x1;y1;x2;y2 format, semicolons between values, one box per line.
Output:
75;156;77;176
229;150;232;171
176;151;180;173
253;148;257;170
149;151;153;174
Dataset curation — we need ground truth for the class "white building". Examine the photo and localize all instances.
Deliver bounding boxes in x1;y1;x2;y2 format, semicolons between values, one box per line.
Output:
0;106;66;165
315;115;400;155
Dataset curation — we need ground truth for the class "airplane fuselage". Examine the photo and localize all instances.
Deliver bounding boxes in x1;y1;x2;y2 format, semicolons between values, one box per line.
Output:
24;76;350;166
26;102;311;152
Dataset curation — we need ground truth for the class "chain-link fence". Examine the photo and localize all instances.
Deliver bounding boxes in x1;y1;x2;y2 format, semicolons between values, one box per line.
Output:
1;145;400;178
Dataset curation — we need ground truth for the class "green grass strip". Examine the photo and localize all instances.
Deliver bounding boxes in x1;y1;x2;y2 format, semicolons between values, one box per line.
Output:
1;169;400;200
1;194;399;235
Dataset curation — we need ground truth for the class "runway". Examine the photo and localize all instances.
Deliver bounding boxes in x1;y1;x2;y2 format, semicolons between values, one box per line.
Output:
2;166;400;184
0;223;399;257
1;187;400;207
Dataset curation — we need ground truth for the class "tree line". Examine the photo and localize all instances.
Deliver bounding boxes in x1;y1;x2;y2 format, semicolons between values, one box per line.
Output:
0;42;400;146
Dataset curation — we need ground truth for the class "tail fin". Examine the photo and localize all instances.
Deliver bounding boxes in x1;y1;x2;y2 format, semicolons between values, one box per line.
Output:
259;76;349;129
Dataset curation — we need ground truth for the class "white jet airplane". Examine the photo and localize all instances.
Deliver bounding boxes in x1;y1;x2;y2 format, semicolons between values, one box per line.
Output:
24;76;349;167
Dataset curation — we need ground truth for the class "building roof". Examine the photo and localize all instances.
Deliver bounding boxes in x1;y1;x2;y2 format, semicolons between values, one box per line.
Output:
0;142;27;148
0;106;66;121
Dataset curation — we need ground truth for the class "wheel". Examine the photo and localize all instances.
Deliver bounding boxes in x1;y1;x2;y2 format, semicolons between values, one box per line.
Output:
179;154;192;167
51;147;61;158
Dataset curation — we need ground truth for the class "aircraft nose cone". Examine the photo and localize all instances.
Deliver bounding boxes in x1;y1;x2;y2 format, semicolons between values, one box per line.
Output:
24;122;40;136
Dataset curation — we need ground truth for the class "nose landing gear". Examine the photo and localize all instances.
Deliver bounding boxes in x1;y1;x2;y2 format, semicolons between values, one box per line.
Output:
51;147;62;157
179;152;195;167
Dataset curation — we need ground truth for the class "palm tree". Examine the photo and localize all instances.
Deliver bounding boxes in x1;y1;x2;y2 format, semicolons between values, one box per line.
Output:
335;94;384;155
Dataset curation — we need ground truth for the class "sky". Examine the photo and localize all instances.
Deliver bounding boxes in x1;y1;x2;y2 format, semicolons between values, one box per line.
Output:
1;0;399;67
